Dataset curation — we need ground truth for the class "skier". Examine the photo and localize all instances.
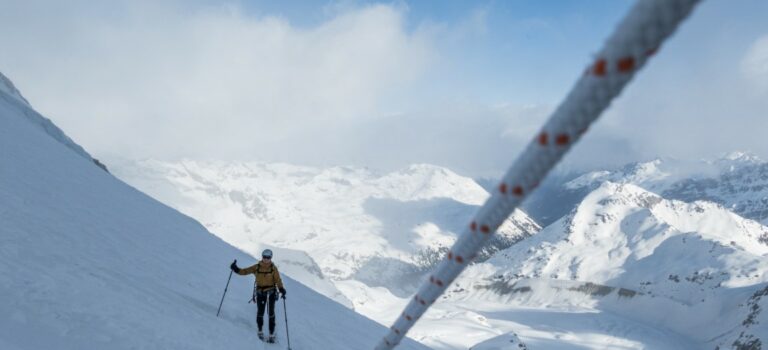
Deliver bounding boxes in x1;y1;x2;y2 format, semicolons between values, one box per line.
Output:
230;249;287;343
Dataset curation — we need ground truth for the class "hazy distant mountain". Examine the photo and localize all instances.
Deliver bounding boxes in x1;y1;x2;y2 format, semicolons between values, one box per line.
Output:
112;155;768;349
523;153;768;227
111;160;540;301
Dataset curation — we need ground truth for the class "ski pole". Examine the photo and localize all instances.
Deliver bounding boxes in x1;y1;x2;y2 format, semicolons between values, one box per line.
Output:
217;259;236;317
282;296;292;350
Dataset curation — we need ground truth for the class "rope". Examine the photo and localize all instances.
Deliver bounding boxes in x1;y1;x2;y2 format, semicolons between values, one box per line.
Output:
375;0;702;348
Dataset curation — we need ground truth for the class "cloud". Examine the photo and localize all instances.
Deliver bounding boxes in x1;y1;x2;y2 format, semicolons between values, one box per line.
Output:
742;34;768;93
321;103;552;178
579;26;768;169
553;3;768;173
2;0;766;178
0;0;434;161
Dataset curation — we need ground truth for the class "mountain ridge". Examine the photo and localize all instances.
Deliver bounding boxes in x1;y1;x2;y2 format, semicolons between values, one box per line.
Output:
524;154;768;227
110;158;541;301
447;181;768;349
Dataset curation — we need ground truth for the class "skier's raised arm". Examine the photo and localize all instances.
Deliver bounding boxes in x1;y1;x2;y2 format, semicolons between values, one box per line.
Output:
230;261;258;276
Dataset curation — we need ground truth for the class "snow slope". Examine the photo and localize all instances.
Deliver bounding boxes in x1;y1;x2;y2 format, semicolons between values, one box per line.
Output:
0;72;104;171
0;75;428;350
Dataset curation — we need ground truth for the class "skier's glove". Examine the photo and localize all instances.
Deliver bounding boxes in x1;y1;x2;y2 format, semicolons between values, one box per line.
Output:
279;287;287;299
230;260;240;273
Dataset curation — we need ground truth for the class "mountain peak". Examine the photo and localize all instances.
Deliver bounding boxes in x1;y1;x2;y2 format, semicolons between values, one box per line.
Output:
376;163;489;204
0;71;104;171
564;160;671;192
581;181;663;211
721;151;762;163
713;151;763;173
0;72;30;106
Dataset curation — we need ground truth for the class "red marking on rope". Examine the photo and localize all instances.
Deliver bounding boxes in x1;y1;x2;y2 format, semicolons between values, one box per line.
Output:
419;298;426;305
447;252;453;260
555;133;570;145
455;255;465;264
512;186;524;196
394;328;400;335
617;57;635;72
405;314;413;321
470;222;477;231
538;132;549;146
480;225;490;233
429;276;441;286
593;59;607;76
499;183;508;194
429;276;442;287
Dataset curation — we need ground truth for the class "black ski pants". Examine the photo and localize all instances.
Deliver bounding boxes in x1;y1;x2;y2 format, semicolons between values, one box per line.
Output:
256;289;277;334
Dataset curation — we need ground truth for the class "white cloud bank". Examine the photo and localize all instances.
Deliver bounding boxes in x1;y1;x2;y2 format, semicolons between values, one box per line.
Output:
742;35;768;93
0;1;433;161
1;1;767;177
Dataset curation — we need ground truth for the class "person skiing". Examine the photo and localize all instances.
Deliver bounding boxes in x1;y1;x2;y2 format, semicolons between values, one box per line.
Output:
230;249;287;343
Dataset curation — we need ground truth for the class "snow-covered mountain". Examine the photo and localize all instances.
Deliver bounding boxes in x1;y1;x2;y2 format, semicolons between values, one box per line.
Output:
110;160;540;300
439;182;768;349
109;159;540;348
664;154;768;226
525;154;768;227
104;145;768;349
0;73;429;350
109;151;768;349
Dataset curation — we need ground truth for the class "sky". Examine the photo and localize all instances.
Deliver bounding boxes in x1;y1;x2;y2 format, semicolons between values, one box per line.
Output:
1;0;767;177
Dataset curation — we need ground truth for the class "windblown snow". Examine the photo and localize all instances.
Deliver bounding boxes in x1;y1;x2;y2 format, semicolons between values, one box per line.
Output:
0;73;429;350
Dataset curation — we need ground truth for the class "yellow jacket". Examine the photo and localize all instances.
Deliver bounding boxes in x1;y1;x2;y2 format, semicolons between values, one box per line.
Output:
238;260;284;291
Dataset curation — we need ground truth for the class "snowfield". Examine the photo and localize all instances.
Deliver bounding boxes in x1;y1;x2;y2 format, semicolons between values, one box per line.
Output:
0;73;429;350
109;159;540;309
112;156;768;349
